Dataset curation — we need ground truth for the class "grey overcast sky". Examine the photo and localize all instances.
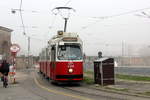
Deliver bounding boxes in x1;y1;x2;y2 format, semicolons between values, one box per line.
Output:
0;0;150;56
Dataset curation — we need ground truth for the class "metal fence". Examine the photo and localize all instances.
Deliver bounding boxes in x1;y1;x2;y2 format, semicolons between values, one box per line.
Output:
84;56;150;71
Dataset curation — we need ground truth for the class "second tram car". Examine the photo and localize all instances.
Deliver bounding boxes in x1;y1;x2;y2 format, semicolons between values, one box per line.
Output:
39;31;83;82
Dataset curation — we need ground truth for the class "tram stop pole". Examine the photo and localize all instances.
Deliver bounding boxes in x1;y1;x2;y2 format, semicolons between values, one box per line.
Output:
10;44;20;84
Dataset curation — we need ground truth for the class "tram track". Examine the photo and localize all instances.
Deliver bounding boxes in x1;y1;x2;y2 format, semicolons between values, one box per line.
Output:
50;78;150;100
61;82;150;100
37;72;125;100
61;85;149;100
59;81;150;100
36;71;118;100
60;85;123;100
35;70;150;100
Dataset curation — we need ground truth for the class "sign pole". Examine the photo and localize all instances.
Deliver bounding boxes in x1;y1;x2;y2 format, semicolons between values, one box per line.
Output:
10;44;20;83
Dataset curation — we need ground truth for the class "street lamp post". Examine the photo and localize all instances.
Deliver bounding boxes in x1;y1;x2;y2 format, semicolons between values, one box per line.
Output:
11;8;31;68
27;36;30;68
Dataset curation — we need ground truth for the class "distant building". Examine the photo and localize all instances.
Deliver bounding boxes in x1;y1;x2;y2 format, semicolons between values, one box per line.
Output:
0;26;13;59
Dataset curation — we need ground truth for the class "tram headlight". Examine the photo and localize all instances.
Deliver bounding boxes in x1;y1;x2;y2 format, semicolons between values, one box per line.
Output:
68;68;73;73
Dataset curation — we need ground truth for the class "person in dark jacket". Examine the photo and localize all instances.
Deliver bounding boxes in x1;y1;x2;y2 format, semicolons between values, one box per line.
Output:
0;60;10;76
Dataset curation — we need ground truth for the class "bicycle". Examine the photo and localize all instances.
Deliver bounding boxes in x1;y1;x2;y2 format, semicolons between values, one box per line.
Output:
2;73;8;88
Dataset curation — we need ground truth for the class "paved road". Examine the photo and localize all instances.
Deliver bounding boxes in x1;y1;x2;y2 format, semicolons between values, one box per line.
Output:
0;69;115;100
35;70;150;100
0;71;44;100
0;69;150;100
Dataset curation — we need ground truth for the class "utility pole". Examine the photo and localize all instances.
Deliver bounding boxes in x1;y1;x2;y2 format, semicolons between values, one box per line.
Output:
27;36;30;68
11;7;32;68
122;41;125;66
122;41;124;57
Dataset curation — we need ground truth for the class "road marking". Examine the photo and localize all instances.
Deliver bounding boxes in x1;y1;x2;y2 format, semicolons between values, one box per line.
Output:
34;77;92;100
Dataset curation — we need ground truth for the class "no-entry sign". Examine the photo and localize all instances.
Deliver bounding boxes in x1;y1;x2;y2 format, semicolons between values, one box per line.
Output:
10;44;20;53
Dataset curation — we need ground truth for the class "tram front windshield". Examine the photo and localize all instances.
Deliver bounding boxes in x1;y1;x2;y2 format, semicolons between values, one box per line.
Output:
58;44;82;60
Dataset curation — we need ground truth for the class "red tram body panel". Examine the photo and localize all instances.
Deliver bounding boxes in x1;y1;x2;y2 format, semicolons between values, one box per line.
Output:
54;61;83;81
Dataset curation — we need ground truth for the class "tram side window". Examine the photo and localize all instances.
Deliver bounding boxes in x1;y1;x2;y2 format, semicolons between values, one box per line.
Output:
46;48;50;60
43;51;46;60
51;46;56;61
47;51;51;60
41;52;44;60
39;53;42;61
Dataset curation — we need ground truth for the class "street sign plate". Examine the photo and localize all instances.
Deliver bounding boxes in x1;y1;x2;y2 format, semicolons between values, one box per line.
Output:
10;44;20;53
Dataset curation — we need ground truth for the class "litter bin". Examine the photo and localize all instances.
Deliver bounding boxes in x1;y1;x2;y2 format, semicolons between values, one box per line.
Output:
94;58;115;86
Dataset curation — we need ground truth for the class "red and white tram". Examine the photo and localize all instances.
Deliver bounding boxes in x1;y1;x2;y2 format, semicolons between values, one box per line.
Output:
39;31;83;82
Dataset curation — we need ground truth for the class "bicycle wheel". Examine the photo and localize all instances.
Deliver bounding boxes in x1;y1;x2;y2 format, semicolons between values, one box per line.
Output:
3;77;8;88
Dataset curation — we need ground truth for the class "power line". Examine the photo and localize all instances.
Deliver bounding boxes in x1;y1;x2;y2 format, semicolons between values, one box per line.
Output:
136;11;150;19
12;32;47;42
141;11;150;18
91;7;150;19
49;0;72;31
105;7;150;18
11;8;40;13
48;14;57;29
79;6;150;32
29;36;46;41
64;0;72;6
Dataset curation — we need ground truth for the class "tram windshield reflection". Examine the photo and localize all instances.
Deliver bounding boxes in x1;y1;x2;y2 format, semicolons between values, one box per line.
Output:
58;44;82;60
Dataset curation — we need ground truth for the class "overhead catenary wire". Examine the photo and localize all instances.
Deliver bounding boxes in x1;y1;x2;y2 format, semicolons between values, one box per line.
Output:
12;33;44;41
140;11;150;18
48;0;72;32
49;13;58;29
141;11;150;17
79;6;150;32
11;0;73;38
64;0;72;6
135;11;150;19
101;6;150;19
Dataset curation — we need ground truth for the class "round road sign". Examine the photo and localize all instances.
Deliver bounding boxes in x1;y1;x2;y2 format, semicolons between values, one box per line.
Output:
10;44;20;53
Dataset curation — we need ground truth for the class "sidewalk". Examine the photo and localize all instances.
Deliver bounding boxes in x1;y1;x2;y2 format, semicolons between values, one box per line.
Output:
0;70;46;100
84;73;150;97
8;70;28;84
